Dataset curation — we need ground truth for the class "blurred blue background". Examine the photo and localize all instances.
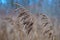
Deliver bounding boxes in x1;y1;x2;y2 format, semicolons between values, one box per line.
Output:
0;0;60;18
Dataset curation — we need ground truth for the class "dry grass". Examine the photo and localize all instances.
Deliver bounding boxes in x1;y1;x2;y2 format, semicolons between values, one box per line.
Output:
0;7;59;40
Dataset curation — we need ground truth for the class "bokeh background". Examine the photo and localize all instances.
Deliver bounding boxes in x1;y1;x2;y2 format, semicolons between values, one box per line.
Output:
0;0;60;21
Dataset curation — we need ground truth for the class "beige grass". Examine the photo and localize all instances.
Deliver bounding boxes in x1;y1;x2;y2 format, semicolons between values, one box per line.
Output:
0;7;59;40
